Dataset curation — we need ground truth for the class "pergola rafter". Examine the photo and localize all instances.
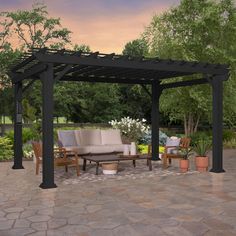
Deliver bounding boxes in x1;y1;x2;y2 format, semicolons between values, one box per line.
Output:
9;48;229;189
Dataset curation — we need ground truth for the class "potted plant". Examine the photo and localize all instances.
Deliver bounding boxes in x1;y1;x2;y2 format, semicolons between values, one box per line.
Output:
193;139;211;172
179;148;193;173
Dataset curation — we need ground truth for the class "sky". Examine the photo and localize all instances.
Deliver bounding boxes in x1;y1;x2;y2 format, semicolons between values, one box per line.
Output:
0;0;180;53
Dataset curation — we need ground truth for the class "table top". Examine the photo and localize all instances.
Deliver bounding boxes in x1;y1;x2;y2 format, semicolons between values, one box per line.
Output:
80;154;151;162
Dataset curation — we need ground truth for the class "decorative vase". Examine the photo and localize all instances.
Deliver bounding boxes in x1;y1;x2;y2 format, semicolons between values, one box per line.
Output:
195;156;209;172
130;142;136;155
123;145;130;155
179;159;189;173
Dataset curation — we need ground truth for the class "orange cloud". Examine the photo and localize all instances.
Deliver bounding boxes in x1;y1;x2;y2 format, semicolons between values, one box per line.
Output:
50;5;170;53
3;1;175;53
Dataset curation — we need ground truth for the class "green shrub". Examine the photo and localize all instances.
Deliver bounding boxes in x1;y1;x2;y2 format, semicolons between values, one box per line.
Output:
223;129;236;142
193;139;211;157
6;128;36;144
190;131;212;146
0;137;13;160
224;138;236;149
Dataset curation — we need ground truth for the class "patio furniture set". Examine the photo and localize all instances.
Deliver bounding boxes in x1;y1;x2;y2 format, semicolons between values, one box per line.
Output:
32;129;190;176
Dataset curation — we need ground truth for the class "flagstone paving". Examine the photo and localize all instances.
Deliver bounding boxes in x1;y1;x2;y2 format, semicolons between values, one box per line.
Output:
0;149;235;235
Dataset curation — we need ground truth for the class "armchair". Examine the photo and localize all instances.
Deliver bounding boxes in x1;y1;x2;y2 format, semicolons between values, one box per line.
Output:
32;141;80;176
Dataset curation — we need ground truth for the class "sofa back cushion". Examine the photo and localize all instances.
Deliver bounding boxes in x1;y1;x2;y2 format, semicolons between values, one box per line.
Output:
74;130;82;146
79;129;102;146
58;130;77;147
101;129;122;145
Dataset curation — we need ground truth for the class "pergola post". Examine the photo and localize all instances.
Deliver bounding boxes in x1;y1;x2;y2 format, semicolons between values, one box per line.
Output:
151;81;161;161
12;81;24;169
210;76;225;173
39;63;57;189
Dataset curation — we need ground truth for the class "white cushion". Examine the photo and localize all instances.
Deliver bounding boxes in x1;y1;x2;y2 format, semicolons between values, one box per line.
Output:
101;129;122;145
108;144;129;152
74;130;82;146
79;129;102;146
166;137;181;147
166;137;181;154
68;145;113;154
57;130;77;147
65;144;127;155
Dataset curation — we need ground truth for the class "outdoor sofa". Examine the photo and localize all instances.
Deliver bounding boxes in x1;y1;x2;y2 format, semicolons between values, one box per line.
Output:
58;129;128;155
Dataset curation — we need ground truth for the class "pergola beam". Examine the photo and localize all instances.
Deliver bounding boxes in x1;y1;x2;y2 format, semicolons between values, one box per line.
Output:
11;55;36;72
35;52;228;75
160;78;209;90
12;63;47;83
61;75;152;84
141;84;151;97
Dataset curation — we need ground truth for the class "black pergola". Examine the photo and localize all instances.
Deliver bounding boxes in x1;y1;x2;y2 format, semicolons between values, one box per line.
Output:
10;48;229;189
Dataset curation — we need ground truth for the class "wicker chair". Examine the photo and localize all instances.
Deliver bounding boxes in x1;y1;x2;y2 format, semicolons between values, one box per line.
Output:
32;141;80;176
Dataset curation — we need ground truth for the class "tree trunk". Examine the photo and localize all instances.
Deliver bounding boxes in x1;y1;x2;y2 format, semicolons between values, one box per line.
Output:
184;113;201;136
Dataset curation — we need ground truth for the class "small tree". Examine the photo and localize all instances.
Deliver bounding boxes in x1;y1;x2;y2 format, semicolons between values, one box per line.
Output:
3;2;71;50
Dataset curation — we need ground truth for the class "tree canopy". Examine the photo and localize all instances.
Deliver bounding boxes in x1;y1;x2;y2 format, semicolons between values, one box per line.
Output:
143;0;236;134
3;2;71;50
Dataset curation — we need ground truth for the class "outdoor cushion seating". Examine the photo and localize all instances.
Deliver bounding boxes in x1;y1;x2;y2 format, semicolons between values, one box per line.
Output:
165;136;181;154
148;137;190;168
58;129;127;155
32;141;80;176
162;137;191;168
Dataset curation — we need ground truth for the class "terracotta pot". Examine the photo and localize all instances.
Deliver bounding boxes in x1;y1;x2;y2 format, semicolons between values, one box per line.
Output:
179;159;189;173
195;156;209;172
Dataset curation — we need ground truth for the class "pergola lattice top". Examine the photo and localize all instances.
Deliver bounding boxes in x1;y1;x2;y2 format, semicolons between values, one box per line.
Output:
10;48;229;86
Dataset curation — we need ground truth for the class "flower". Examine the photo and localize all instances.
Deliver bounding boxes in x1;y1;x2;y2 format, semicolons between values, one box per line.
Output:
109;117;150;143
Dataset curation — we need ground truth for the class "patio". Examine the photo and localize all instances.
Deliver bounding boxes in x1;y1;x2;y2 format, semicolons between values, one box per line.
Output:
0;149;235;236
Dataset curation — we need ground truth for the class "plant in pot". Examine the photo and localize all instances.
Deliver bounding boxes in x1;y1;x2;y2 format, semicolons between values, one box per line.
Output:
179;148;193;173
193;139;211;172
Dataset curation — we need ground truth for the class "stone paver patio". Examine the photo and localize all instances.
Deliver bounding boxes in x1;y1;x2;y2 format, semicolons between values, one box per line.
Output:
0;149;236;236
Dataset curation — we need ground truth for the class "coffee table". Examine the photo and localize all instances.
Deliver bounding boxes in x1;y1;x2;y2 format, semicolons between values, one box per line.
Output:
81;154;152;175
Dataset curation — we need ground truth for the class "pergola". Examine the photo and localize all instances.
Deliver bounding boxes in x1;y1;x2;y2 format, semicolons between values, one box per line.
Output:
10;48;229;189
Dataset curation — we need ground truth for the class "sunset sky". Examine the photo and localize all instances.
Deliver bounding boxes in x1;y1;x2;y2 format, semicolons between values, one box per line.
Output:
1;0;180;53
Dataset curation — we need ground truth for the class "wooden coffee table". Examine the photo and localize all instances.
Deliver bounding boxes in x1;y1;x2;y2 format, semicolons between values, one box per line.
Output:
81;154;152;175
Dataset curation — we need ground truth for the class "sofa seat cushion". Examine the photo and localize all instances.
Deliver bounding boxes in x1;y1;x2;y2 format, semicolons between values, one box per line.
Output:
64;144;127;155
79;129;102;146
101;129;122;145
108;144;128;153
57;130;77;147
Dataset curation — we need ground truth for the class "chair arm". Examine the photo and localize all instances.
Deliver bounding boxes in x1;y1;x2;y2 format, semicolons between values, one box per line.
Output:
64;150;79;160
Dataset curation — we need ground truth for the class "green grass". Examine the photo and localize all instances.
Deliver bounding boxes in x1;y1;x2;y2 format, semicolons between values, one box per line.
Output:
0;116;72;124
0;116;13;124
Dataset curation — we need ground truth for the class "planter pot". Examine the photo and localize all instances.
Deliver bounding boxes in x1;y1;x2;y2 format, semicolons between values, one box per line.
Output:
102;163;118;175
195;156;209;172
179;159;189;173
